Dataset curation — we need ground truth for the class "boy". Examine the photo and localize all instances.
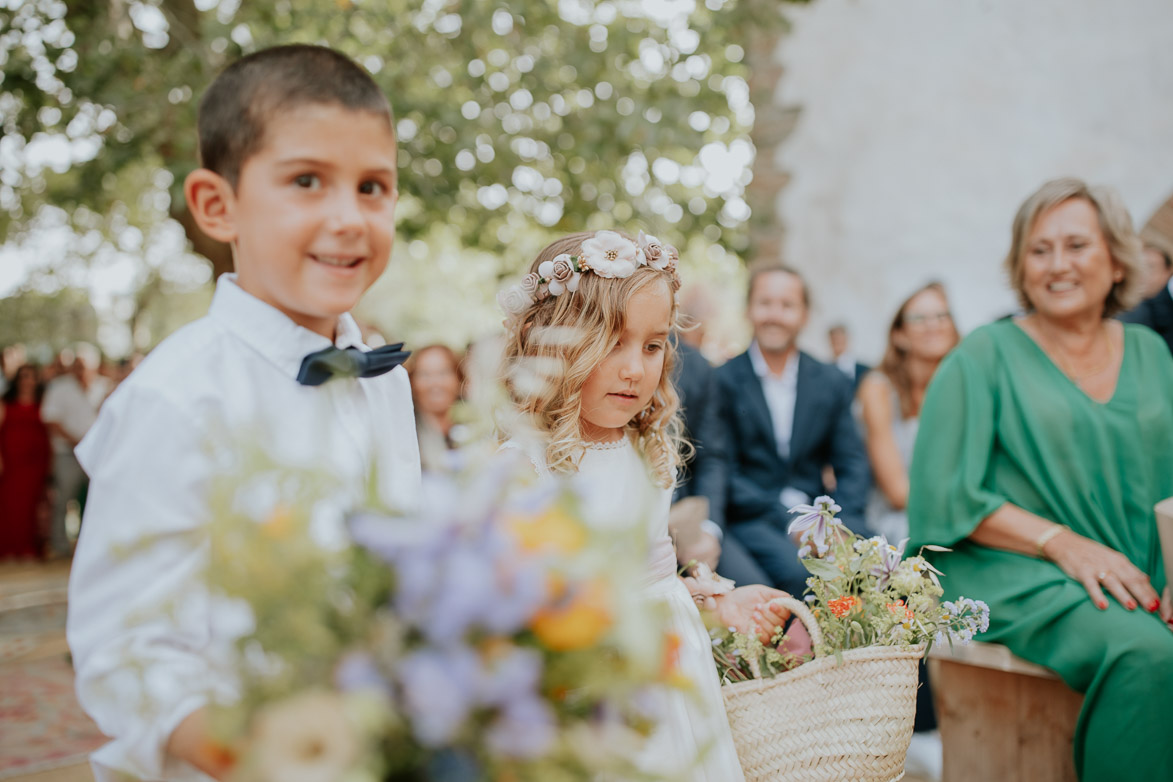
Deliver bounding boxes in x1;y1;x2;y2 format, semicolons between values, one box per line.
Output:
67;45;420;782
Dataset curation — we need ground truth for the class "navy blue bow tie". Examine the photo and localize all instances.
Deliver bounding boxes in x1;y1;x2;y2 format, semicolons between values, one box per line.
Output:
296;342;411;386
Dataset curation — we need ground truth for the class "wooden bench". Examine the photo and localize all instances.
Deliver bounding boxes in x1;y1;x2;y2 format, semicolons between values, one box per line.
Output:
928;641;1083;782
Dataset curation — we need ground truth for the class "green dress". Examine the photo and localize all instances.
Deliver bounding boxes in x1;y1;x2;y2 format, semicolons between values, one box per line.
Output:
908;319;1173;781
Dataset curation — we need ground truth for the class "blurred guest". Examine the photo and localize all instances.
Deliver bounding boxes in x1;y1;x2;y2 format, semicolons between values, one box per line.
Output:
41;343;109;557
827;323;870;392
857;283;959;542
909;178;1173;780
0;365;52;559
406;344;464;472
1121;243;1173;355
716;262;871;595
671;336;731;573
678;284;718;351
1140;242;1172;300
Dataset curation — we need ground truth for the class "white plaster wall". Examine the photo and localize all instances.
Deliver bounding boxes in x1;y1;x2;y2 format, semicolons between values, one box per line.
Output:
773;0;1173;363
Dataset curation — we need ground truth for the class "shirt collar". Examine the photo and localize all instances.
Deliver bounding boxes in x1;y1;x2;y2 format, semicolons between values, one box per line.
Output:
209;274;368;380
748;340;799;386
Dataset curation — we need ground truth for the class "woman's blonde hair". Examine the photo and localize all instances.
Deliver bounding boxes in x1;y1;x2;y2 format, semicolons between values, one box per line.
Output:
1003;177;1145;318
502;231;684;488
878;282;959;419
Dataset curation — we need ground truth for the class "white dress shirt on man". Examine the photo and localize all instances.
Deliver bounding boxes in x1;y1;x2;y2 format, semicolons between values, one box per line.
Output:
67;275;420;782
748;341;812;510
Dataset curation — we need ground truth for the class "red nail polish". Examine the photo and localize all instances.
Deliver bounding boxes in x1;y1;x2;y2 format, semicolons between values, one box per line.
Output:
1098;600;1108;610
1148;600;1161;613
1126;600;1137;611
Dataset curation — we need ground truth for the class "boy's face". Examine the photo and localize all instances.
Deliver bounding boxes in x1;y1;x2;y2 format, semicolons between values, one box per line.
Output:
227;103;398;338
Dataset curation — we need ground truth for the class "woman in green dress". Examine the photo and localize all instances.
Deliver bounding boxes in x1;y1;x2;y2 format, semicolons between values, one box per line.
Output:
908;178;1173;780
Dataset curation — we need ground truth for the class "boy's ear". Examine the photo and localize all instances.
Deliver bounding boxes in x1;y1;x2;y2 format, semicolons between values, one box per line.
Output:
184;168;237;243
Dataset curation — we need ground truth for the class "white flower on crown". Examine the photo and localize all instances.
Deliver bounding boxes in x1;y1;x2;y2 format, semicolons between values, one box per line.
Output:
537;254;581;295
579;230;644;279
497;285;531;316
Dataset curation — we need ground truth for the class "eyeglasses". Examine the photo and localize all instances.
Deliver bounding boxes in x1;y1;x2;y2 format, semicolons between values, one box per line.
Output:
903;311;952;328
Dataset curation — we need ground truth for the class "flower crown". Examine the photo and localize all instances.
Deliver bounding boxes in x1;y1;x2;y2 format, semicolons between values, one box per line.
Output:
498;230;679;318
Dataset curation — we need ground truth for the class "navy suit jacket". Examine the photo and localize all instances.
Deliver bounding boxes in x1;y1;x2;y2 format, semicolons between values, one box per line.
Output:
1121;287;1173;356
715;350;871;532
671;339;728;530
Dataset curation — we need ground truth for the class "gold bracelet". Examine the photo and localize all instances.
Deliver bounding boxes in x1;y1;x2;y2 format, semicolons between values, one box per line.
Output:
1034;523;1069;560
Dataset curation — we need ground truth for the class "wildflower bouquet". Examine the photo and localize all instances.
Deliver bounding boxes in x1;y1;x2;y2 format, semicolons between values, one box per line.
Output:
201;446;682;782
787;496;989;657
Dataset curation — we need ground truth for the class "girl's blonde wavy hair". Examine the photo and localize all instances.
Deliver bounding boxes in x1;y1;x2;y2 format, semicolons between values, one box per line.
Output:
502;231;685;488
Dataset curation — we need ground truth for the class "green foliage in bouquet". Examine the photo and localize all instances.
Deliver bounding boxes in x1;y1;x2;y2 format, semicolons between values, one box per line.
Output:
201;444;689;782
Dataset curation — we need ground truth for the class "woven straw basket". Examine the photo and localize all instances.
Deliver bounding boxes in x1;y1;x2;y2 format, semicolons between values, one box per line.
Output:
722;597;925;782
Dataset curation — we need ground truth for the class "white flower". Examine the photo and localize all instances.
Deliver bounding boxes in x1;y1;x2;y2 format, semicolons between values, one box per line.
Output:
497;286;531;316
252;691;360;782
579;230;641;279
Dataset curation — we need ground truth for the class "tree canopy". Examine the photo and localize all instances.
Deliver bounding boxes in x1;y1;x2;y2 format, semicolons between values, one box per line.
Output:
1;0;801;353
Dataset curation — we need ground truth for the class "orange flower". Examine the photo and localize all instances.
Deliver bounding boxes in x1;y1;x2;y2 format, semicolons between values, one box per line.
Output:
531;578;612;650
828;595;861;618
887;599;915;624
662;632;681;677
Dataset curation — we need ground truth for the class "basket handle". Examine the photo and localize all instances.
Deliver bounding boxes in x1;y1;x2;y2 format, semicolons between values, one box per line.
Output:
744;596;825;681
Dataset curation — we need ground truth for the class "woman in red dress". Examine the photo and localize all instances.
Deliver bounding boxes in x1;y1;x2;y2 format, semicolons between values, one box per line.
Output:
0;364;52;559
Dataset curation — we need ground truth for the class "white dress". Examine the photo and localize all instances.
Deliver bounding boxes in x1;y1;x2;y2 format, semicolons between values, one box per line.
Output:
507;437;746;781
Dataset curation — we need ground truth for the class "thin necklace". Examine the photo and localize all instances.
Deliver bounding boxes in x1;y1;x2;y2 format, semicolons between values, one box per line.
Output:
1040;323;1114;383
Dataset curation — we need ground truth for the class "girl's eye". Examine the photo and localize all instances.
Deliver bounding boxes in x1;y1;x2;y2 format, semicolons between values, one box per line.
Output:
359;180;386;196
293;174;320;189
646;342;664;353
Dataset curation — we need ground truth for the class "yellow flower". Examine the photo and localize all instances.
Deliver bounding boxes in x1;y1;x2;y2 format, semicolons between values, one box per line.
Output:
531;578;612;650
506;506;587;554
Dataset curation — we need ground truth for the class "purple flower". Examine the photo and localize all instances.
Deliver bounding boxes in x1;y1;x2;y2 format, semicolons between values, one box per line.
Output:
398;646;481;746
485;696;557;758
870;536;908;588
333;651;388;693
786;495;843;554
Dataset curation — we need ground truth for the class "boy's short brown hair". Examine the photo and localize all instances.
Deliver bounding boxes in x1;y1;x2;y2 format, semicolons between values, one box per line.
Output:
197;44;393;187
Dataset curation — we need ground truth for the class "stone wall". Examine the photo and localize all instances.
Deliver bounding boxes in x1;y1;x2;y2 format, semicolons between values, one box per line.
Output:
769;0;1173;362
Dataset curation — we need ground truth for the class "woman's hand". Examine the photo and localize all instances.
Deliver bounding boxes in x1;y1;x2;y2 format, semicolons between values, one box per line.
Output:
1045;530;1161;613
1160;585;1173;631
711;585;792;644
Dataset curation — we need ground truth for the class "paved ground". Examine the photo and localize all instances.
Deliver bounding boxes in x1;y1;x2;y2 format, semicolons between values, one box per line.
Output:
0;561;93;782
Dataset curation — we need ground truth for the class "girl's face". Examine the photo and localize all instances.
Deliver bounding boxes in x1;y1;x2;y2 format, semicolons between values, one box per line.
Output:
579;280;672;442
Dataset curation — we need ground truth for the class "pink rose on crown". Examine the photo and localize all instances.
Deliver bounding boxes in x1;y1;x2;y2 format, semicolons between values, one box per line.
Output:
519;272;542;298
638;230;669;270
538;254;580;295
579;231;642;279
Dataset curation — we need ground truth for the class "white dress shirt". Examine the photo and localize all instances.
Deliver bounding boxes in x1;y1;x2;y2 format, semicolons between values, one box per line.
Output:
748;340;799;459
748;342;811;510
67;275;420;782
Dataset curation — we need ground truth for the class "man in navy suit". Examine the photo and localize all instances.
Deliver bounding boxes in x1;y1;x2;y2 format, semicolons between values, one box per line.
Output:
1122;244;1173;355
715;263;871;595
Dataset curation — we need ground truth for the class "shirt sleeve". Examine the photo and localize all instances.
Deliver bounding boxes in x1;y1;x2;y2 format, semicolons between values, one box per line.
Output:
68;383;232;782
907;346;1007;550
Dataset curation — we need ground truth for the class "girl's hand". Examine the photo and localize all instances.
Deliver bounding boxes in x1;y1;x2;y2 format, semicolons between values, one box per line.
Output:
1045;530;1160;613
712;585;792;644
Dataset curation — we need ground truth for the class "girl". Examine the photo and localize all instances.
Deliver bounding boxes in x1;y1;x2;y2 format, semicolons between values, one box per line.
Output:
499;230;796;781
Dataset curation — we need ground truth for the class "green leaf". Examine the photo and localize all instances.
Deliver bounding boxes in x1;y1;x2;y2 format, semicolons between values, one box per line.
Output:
801;558;844;580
